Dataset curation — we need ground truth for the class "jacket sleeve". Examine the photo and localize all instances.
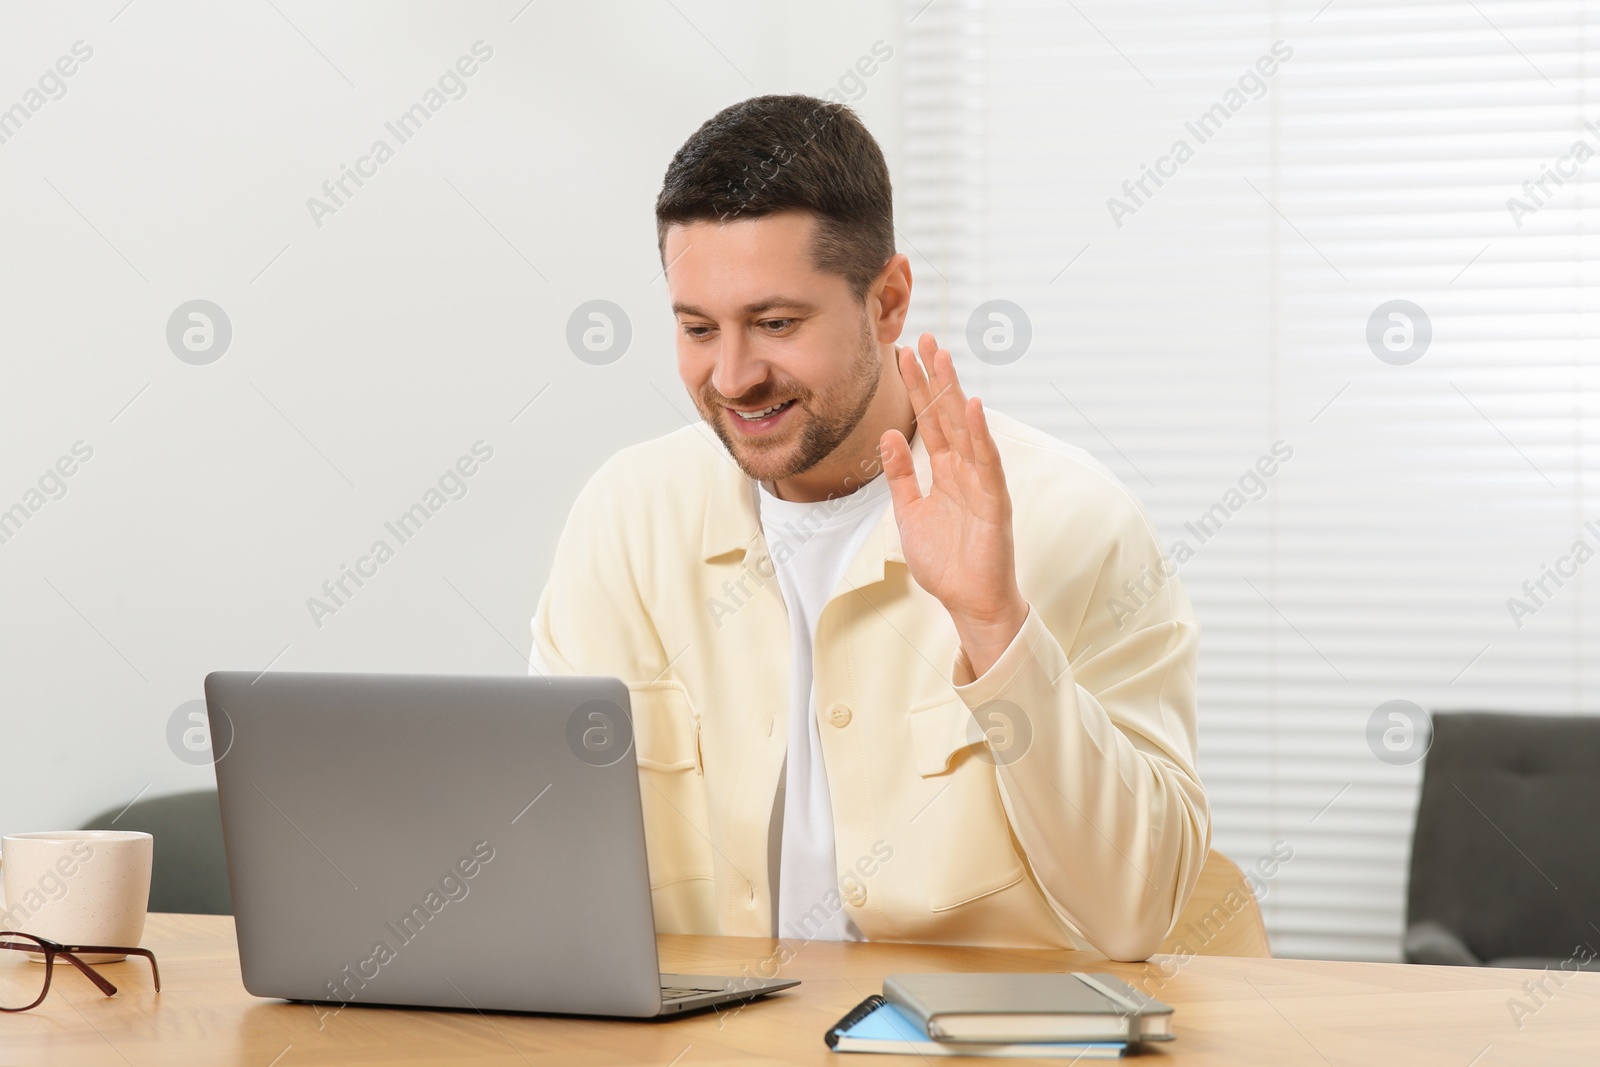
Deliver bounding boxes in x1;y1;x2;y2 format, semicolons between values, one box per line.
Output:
529;456;667;681
950;485;1208;962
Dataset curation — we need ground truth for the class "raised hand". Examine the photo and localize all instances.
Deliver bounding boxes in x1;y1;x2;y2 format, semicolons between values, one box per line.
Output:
879;332;1029;679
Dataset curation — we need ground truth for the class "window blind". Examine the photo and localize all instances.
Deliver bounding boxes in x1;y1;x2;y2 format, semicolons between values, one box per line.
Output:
899;0;1598;960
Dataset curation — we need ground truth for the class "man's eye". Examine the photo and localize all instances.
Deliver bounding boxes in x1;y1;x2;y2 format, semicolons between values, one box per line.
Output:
683;325;714;339
761;319;795;332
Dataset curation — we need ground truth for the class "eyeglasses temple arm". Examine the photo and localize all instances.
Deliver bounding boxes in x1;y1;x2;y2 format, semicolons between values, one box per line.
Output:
59;945;161;993
54;952;120;997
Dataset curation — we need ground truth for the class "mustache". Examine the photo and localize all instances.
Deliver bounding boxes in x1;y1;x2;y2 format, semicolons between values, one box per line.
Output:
700;384;810;409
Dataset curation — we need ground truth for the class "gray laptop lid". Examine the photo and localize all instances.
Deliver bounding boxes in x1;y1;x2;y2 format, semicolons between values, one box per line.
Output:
205;671;663;1017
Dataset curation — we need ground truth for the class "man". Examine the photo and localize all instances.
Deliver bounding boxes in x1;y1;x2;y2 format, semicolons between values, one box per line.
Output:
531;95;1206;961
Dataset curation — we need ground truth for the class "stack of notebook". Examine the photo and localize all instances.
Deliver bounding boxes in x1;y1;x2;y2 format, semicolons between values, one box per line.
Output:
825;972;1174;1059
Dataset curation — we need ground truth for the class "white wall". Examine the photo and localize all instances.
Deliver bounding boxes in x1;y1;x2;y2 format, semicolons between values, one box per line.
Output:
0;0;904;834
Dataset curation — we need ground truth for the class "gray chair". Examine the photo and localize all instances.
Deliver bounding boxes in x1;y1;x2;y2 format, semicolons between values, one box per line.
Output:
80;789;232;915
1404;711;1600;969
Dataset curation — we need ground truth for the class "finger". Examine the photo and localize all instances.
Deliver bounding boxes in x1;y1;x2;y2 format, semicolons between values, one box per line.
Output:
969;397;1007;489
899;344;949;455
912;334;958;454
929;348;974;461
879;429;924;516
968;400;1014;523
896;341;928;401
915;337;972;463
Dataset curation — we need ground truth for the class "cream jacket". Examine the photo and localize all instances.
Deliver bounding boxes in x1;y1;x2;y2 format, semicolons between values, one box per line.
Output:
530;409;1207;961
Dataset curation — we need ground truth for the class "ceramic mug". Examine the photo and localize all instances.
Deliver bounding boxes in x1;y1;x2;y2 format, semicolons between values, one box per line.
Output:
0;830;153;963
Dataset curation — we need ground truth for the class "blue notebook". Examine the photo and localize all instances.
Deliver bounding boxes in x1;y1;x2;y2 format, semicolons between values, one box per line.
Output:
826;995;1130;1058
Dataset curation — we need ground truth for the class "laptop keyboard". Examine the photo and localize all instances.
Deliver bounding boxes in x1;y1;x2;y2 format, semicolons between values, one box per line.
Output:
660;985;727;1001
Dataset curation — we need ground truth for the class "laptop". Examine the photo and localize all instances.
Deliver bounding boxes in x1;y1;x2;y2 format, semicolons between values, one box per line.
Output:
203;671;798;1017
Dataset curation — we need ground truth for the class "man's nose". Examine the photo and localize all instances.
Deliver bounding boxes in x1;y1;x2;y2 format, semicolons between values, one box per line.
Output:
710;330;767;401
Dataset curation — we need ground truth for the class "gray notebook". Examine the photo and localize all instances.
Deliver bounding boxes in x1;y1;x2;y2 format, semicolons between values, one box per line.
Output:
882;972;1174;1044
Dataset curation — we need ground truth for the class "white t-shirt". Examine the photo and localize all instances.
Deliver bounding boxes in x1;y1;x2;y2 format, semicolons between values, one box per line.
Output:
756;473;893;941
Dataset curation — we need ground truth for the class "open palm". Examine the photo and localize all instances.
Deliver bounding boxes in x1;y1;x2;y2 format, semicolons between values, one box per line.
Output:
880;333;1028;676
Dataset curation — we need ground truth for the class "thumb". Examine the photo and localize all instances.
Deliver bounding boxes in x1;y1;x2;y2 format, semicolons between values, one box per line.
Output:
880;429;922;517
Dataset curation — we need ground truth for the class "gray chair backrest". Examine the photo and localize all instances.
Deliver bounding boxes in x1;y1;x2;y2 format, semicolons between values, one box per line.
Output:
80;788;232;915
1406;711;1600;965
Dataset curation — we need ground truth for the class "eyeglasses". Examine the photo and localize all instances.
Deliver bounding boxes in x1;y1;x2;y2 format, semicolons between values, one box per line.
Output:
0;931;161;1012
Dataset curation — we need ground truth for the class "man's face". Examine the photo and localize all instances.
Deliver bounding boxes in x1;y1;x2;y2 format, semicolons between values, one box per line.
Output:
665;211;881;484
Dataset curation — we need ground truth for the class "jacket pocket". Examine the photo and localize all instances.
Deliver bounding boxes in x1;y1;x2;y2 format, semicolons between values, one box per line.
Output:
627;681;713;906
630;680;702;774
907;692;1028;911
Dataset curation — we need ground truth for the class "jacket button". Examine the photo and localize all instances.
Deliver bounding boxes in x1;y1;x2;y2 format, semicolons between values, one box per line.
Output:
827;703;852;728
843;879;867;907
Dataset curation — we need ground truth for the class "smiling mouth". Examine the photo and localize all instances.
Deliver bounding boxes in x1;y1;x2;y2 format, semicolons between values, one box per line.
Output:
730;399;796;421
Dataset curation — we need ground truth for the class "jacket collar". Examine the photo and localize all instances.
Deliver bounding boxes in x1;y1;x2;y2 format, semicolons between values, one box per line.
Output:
697;420;932;580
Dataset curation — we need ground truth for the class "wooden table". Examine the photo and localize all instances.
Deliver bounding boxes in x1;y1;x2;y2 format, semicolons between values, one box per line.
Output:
3;914;1597;1064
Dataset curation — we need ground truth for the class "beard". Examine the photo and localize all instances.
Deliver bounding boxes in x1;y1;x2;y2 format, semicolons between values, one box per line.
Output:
694;315;882;484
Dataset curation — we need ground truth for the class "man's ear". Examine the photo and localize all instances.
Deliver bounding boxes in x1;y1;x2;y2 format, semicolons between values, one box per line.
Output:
869;253;912;343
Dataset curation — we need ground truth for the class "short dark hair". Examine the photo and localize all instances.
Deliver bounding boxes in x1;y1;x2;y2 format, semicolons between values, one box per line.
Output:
655;94;895;302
